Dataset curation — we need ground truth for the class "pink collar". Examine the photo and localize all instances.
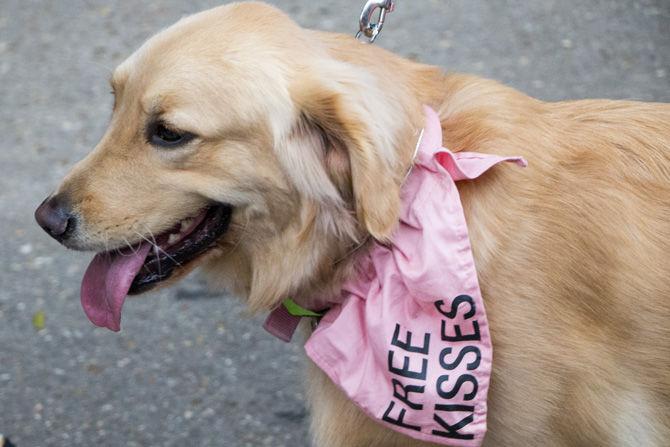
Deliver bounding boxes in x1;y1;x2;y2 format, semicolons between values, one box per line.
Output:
265;106;526;445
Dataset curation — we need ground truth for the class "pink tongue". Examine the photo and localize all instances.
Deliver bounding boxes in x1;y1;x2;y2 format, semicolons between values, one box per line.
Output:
80;243;152;331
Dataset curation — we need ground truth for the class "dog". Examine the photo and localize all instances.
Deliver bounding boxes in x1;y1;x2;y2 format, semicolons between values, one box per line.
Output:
34;2;670;446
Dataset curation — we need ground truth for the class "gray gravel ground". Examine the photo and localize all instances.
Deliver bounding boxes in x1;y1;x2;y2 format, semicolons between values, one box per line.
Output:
1;1;668;446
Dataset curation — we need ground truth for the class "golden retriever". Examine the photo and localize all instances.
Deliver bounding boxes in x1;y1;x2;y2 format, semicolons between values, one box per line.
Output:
34;2;670;446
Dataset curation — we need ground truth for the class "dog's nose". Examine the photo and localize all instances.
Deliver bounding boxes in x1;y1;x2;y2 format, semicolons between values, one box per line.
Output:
35;194;75;241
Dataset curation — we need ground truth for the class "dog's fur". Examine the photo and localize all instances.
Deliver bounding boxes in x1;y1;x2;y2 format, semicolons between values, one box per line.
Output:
50;3;670;446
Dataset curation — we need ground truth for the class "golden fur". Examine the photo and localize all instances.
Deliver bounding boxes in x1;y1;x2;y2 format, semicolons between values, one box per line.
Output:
50;2;669;446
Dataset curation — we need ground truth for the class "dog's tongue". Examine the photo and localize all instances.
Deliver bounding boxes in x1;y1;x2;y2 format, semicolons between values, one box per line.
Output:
80;243;152;332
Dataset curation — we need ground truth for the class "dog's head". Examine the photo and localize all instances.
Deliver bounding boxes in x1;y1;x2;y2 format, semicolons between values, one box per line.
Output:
34;2;424;330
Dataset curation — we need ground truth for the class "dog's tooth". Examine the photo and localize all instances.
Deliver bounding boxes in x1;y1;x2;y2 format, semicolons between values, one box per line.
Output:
168;233;180;245
180;218;193;233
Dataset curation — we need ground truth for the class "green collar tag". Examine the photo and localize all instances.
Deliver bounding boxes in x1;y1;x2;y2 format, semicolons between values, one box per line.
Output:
282;298;322;318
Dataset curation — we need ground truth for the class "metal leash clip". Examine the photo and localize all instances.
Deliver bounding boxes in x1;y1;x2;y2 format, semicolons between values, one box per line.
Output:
356;0;396;43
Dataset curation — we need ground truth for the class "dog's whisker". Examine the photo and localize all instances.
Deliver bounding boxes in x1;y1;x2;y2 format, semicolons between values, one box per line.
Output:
136;228;182;268
147;228;164;277
155;244;162;276
142;225;162;276
101;231;112;261
120;236;141;257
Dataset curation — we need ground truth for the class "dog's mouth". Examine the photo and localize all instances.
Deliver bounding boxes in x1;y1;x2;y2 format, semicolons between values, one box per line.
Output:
129;205;233;295
80;204;233;331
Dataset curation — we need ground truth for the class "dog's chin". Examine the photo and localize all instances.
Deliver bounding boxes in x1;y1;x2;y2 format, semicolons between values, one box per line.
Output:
127;204;234;295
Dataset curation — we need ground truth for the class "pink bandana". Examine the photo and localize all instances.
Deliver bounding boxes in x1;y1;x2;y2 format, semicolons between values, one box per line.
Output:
266;106;526;445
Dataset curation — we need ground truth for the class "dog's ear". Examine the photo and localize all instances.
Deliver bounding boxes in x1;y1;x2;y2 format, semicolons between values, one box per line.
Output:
291;77;402;242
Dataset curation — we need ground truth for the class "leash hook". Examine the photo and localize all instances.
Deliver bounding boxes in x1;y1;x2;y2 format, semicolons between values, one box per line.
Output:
356;0;396;43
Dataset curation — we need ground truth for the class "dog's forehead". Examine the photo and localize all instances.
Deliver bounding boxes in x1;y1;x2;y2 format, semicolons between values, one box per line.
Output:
115;2;303;72
110;0;316;98
108;3;309;138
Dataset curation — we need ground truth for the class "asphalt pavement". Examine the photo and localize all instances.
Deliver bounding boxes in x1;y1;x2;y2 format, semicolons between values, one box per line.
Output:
0;1;668;446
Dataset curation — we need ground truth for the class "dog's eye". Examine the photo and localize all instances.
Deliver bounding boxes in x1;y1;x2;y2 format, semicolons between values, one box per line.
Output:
149;122;194;148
